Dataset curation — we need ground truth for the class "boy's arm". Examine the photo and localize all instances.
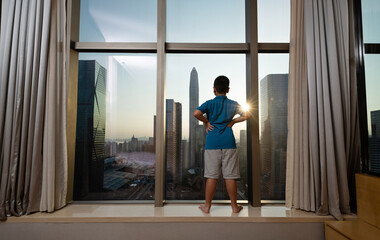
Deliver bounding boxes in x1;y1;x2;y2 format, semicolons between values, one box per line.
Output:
227;111;252;128
193;109;214;133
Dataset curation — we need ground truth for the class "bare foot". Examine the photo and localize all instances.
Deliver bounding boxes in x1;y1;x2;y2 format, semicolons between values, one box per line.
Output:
231;204;243;213
199;204;211;214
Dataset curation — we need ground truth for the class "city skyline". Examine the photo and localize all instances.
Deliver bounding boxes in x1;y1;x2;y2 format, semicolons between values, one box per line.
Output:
78;53;290;141
77;54;292;139
98;66;249;200
78;53;250;140
74;60;157;200
74;59;289;201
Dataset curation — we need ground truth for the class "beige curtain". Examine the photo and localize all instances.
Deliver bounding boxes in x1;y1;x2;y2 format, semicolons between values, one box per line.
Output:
286;0;360;220
0;0;71;220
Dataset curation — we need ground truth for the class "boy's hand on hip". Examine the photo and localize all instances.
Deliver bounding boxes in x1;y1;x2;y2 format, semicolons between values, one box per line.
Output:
206;122;214;133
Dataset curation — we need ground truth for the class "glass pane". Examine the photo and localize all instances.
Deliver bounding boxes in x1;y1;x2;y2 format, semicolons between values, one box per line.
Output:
259;54;289;200
74;53;157;200
258;0;290;42
166;54;247;200
362;0;380;43
365;54;380;174
79;0;157;42
167;0;245;43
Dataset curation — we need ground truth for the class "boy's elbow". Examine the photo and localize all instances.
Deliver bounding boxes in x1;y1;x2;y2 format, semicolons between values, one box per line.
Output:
193;109;201;118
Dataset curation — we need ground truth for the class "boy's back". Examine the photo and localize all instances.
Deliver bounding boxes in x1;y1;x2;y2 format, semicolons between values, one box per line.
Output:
197;96;243;150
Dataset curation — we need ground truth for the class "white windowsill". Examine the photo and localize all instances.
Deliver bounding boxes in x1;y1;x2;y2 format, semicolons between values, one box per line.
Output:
5;203;357;223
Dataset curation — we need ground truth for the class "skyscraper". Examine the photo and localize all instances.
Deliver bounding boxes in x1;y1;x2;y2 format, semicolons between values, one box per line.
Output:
154;115;157;151
369;110;380;173
188;67;206;174
166;99;182;193
189;67;199;170
74;60;107;199
239;130;248;184
371;110;380;137
129;135;138;152
259;74;288;200
181;139;189;171
176;102;183;184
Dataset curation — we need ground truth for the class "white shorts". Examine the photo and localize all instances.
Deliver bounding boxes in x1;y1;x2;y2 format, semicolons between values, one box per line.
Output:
204;149;240;179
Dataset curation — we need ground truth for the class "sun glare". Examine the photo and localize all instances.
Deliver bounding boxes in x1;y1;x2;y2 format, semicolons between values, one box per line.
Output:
242;102;250;112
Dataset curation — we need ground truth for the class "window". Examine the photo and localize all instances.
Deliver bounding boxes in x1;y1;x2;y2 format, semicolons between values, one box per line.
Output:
362;0;380;174
167;0;245;43
258;54;289;200
71;0;291;204
258;0;290;42
257;0;290;201
74;53;157;200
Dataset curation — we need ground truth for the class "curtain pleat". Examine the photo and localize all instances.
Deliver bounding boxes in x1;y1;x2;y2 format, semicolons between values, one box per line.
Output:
17;0;38;215
0;0;70;221
41;0;69;212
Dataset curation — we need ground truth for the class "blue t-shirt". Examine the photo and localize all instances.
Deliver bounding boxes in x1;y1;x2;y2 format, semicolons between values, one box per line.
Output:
197;95;243;150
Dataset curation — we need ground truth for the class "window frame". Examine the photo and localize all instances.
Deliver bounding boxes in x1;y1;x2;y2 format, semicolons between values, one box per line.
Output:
69;0;290;206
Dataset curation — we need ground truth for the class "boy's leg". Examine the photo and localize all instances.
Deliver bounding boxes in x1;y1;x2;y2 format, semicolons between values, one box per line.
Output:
222;149;242;213
200;150;222;213
199;178;218;214
225;179;243;213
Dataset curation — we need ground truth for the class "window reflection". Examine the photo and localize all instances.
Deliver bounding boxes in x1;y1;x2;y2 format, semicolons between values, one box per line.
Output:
79;0;157;42
74;53;157;200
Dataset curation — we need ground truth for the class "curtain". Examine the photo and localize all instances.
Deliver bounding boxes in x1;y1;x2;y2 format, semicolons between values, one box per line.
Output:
0;0;71;220
286;0;360;220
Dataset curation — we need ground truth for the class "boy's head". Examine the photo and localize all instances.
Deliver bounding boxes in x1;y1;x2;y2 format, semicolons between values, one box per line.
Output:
213;75;230;95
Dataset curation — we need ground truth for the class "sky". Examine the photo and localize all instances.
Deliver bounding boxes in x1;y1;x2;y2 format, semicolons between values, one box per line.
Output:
362;0;380;43
78;0;293;140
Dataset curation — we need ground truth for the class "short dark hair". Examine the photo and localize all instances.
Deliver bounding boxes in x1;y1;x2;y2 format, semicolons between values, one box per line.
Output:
214;75;230;94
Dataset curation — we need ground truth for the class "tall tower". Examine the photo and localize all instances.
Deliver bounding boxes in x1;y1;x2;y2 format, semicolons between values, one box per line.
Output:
259;74;288;200
175;102;183;184
239;130;248;184
189;67;199;169
74;60;107;199
166;99;182;197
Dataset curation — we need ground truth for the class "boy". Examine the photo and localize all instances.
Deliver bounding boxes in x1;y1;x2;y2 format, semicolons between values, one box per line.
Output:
193;75;251;213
